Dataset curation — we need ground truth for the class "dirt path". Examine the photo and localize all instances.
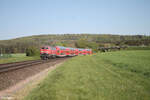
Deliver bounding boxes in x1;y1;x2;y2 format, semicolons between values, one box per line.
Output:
0;59;66;100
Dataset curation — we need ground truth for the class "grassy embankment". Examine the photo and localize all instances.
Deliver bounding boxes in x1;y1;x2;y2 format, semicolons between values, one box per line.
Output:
0;54;40;64
24;50;150;100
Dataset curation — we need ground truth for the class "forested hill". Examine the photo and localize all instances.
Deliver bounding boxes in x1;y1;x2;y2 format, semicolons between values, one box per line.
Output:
0;34;150;53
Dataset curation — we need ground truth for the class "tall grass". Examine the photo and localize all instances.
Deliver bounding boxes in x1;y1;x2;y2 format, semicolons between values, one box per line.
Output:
24;50;150;100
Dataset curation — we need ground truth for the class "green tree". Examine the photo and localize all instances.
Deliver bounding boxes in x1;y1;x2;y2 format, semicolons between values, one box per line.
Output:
75;39;88;48
26;47;40;56
75;39;99;52
87;42;99;52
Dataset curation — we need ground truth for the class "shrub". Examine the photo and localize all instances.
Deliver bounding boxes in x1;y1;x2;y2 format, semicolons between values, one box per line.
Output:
75;39;99;52
26;47;40;56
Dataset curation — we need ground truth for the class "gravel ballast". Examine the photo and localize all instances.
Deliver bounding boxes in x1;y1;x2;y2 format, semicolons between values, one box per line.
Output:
0;58;68;91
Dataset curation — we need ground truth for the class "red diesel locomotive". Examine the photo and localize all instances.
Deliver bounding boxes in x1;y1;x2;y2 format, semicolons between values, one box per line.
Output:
40;46;92;60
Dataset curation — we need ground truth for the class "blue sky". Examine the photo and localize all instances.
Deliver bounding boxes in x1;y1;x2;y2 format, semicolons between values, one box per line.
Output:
0;0;150;40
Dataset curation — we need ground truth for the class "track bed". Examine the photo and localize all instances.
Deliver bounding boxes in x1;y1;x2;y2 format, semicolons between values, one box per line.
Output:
0;58;69;91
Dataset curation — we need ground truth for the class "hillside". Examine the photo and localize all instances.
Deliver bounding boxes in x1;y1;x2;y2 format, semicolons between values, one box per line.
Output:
0;34;150;53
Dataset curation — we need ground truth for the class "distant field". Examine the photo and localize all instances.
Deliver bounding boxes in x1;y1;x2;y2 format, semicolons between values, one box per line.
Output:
0;54;40;64
24;50;150;100
126;46;150;50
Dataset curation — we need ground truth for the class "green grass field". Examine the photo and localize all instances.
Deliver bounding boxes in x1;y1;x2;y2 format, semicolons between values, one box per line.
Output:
0;54;40;64
24;50;150;100
126;46;150;50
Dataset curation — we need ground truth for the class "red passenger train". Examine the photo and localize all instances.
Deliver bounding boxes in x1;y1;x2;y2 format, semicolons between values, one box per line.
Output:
40;46;92;60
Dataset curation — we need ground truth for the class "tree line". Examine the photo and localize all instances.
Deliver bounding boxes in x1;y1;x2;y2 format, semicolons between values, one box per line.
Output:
0;34;149;54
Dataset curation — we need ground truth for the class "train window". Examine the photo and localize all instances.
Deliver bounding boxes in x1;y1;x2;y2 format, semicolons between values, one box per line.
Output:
61;53;64;55
53;47;55;50
41;47;49;49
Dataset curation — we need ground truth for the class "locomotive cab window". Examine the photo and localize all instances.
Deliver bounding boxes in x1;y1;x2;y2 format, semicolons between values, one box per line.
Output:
41;47;49;49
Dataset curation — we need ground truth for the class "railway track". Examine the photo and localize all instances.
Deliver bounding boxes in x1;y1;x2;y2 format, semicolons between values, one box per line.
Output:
0;57;69;91
0;59;55;73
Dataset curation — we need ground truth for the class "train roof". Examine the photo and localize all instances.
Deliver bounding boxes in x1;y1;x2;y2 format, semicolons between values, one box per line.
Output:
55;46;92;51
56;46;76;50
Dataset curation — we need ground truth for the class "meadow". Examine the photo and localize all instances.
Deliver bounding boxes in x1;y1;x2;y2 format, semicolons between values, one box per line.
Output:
24;50;150;100
0;54;40;64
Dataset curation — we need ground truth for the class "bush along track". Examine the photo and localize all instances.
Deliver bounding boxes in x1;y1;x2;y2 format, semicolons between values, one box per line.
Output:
24;50;150;100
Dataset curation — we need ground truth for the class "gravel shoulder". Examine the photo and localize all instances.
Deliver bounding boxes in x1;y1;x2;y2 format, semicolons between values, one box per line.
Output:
0;58;68;100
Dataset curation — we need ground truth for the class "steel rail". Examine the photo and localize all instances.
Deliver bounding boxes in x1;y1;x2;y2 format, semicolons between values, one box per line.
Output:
0;60;47;73
0;60;41;66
